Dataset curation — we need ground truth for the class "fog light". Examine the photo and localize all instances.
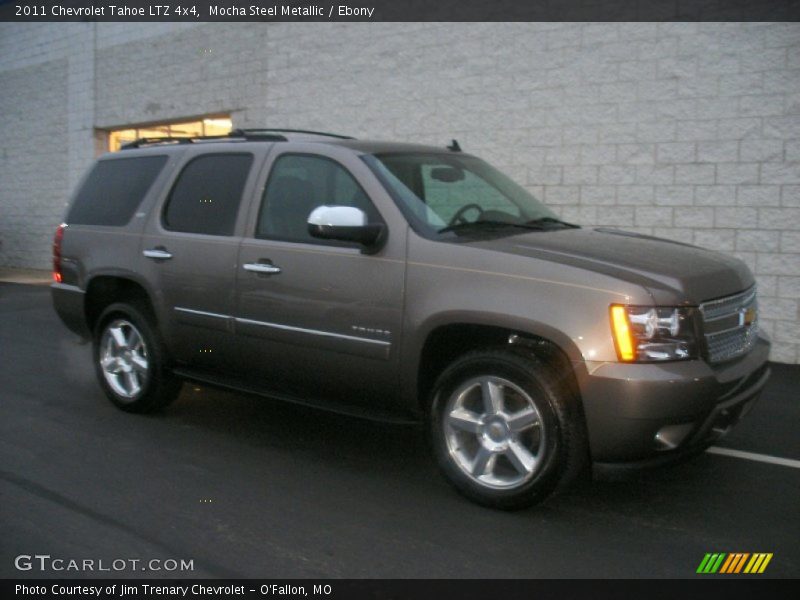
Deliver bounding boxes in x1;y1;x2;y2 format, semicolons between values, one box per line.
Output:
654;423;695;451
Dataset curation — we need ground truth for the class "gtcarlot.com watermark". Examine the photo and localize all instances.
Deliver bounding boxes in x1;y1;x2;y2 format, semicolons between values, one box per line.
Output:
14;554;194;573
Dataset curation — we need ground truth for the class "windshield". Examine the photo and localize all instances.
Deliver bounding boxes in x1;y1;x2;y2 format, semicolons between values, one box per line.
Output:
364;152;568;237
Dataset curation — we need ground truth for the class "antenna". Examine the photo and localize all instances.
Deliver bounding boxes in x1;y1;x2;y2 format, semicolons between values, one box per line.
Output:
447;139;462;152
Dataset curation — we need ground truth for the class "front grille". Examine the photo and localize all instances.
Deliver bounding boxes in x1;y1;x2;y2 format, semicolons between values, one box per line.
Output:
700;286;758;363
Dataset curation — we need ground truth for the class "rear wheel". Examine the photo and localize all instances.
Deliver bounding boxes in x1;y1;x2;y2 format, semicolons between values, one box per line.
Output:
430;348;587;509
93;302;181;413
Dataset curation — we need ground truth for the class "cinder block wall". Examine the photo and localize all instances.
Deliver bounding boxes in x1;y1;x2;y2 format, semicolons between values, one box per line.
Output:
1;22;798;362
0;52;69;269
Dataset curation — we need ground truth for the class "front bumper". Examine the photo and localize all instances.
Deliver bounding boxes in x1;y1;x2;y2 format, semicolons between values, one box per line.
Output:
579;335;771;465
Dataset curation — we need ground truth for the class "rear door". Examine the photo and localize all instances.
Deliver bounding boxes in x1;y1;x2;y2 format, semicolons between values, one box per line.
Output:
139;146;268;373
234;146;406;410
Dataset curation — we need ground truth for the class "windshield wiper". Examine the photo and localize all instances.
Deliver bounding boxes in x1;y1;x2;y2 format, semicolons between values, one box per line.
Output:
437;220;536;235
524;217;580;229
438;217;580;235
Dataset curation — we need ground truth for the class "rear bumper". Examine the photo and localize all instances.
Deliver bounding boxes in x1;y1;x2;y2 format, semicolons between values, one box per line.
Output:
579;335;771;465
51;282;90;338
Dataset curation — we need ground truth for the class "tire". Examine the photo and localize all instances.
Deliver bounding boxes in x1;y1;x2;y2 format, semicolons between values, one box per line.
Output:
93;301;181;413
429;347;588;510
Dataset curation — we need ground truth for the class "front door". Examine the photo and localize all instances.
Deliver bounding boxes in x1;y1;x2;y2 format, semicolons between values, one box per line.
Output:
235;150;405;410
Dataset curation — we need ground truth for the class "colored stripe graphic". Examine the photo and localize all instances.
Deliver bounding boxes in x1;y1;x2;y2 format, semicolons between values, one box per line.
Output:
719;554;735;573
744;553;773;574
699;553;773;574
720;553;750;573
697;554;712;573
759;554;773;573
734;553;750;573
697;553;727;573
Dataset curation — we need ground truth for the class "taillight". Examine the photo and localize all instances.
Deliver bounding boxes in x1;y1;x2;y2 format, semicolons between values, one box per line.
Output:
52;223;66;283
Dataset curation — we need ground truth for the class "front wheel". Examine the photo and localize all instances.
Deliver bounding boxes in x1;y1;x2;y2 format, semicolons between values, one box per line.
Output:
430;348;587;509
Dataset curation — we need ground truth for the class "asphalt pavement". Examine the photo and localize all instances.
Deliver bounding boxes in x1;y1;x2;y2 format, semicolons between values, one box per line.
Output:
1;282;798;578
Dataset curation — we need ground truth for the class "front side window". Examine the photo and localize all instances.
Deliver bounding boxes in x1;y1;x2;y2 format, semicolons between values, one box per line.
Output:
68;156;168;226
365;153;565;238
163;153;254;236
257;154;380;244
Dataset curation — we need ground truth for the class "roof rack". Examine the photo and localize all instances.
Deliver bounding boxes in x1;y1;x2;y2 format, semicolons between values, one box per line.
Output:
120;132;287;150
120;137;192;149
120;128;354;150
230;128;355;140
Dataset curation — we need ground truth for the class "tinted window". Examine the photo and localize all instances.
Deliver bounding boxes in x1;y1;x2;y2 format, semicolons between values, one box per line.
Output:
163;153;253;236
257;154;379;243
420;164;521;224
67;156;167;226
366;153;557;235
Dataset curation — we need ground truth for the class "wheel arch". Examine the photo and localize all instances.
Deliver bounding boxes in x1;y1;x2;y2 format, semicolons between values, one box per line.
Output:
407;312;588;418
84;271;159;333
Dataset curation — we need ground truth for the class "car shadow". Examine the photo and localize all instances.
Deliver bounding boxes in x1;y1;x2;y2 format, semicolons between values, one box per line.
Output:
158;381;737;515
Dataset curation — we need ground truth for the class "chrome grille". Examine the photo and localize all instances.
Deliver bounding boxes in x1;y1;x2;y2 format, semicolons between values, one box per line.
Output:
700;286;758;363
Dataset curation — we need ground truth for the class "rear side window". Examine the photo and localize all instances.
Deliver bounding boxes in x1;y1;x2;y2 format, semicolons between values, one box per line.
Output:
163;153;254;236
67;156;167;226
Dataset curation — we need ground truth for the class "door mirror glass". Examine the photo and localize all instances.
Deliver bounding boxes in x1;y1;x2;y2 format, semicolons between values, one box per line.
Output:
307;206;384;247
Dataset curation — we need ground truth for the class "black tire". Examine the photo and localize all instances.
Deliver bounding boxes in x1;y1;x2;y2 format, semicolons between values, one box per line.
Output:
93;301;181;413
429;347;588;510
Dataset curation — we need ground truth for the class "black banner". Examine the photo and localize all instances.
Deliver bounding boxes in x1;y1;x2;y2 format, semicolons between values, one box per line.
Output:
2;579;796;600
1;0;800;22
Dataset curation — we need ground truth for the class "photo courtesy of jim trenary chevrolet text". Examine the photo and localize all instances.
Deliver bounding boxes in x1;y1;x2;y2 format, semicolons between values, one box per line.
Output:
1;0;799;597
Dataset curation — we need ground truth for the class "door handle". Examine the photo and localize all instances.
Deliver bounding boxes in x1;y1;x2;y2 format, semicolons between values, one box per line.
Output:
243;262;282;274
143;248;173;260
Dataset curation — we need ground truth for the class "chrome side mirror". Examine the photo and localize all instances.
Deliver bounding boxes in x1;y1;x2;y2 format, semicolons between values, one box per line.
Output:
307;206;384;248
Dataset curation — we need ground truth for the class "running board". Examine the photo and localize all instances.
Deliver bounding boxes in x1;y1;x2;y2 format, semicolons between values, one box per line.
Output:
172;367;420;426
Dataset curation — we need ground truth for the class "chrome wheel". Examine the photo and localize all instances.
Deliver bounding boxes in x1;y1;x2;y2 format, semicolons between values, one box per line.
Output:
443;376;546;490
99;318;149;399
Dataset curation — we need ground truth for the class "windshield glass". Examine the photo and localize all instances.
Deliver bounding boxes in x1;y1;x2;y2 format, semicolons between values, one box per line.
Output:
364;152;564;237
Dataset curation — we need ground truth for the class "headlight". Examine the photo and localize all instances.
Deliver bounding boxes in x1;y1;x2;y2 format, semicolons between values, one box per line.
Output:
610;305;698;362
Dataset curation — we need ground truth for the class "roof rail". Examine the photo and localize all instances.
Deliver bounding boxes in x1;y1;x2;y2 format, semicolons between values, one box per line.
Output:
231;128;355;140
119;128;353;150
120;137;193;149
120;129;355;150
120;132;287;150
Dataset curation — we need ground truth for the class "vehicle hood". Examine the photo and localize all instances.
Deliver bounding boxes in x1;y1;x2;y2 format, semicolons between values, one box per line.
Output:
468;228;753;305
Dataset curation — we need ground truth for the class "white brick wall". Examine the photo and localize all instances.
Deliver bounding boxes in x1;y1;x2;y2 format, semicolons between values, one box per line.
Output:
0;22;798;362
0;56;69;269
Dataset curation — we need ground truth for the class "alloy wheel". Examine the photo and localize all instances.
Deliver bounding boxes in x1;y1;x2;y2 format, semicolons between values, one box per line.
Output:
443;375;546;489
99;318;149;399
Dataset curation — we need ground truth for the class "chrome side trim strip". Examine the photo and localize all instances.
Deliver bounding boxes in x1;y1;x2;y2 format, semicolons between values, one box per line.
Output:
174;307;391;347
174;307;230;320
235;317;391;346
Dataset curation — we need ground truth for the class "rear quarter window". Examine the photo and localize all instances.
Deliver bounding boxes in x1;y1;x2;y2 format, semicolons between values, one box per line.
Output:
67;156;168;226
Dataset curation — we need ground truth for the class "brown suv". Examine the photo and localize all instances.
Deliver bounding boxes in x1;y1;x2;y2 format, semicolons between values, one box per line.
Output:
51;129;771;508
